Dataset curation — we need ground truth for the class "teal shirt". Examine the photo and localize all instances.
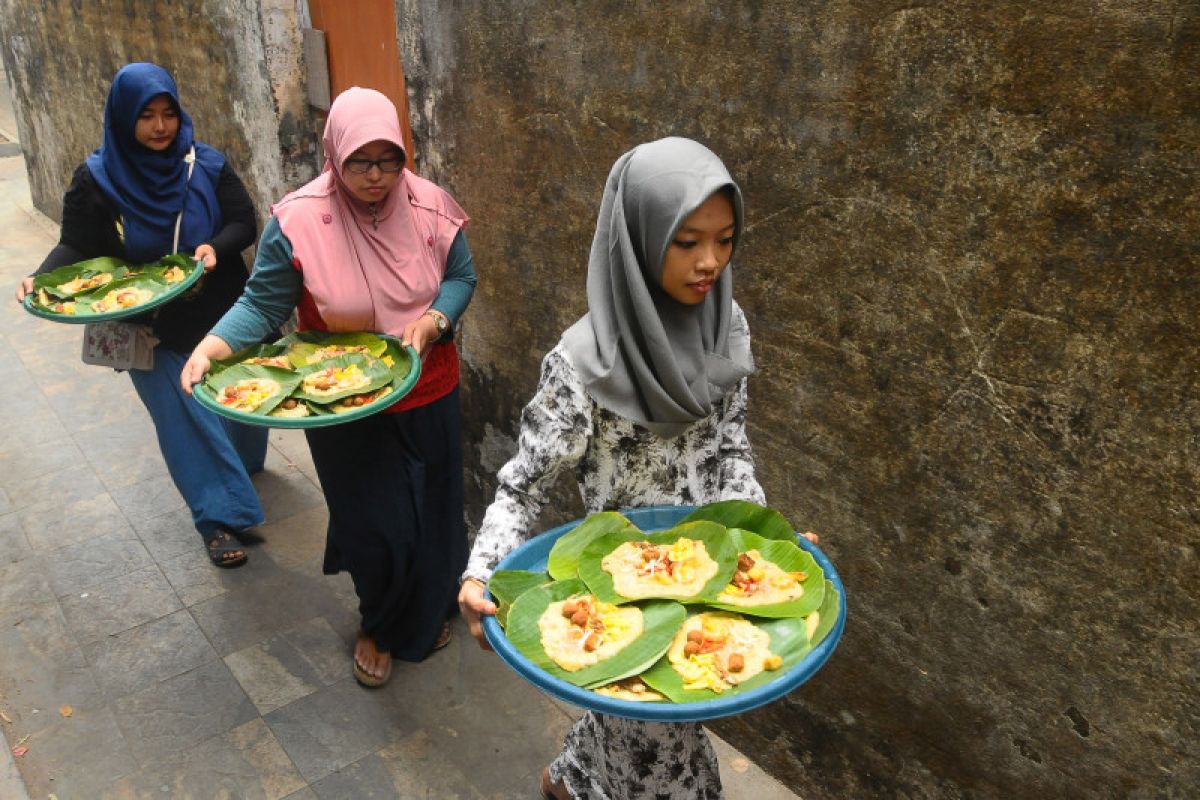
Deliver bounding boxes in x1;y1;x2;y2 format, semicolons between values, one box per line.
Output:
212;215;476;350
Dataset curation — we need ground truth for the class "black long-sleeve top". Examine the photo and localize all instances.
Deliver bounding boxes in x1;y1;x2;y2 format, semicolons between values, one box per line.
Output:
36;163;258;352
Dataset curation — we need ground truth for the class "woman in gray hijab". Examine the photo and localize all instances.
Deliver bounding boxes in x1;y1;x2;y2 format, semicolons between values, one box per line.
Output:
460;138;812;798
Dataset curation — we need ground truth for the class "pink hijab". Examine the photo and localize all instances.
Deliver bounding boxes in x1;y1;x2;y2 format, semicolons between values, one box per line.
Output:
272;87;468;336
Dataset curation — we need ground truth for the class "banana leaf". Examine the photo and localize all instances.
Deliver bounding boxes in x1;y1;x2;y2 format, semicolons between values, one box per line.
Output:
639;611;810;704
282;331;389;367
142;253;202;293
806;579;841;648
680;499;797;541
489;569;551;629
546;511;639;581
31;257;131;299
578;521;738;605
705;529;825;618
201;363;302;417
210;343;292;376
72;273;171;316
489;570;552;605
378;336;415;385
265;397;321;420
292;353;393;404
504;578;687;689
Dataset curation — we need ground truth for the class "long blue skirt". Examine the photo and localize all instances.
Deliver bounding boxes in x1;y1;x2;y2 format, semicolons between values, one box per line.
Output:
128;347;267;539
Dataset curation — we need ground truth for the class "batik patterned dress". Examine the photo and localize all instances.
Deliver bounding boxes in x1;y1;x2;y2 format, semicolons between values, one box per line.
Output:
465;310;764;799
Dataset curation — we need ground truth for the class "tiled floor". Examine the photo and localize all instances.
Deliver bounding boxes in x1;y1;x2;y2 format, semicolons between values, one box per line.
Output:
0;152;801;798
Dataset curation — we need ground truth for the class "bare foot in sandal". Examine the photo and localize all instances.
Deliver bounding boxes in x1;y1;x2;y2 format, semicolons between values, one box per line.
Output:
354;633;392;687
206;530;247;568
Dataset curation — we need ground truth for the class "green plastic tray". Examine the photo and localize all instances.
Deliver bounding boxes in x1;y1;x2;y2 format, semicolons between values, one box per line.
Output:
22;258;205;324
192;333;421;428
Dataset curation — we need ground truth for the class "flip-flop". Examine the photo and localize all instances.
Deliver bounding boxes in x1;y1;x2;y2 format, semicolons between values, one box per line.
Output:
353;633;392;688
205;530;247;569
540;767;569;800
432;622;452;652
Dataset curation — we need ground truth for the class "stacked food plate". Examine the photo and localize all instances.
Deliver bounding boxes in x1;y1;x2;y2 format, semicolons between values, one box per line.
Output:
192;331;421;428
23;255;203;322
483;501;845;722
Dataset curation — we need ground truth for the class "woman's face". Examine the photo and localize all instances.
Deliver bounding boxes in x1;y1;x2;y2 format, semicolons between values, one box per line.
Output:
134;95;180;151
659;190;736;305
341;140;404;204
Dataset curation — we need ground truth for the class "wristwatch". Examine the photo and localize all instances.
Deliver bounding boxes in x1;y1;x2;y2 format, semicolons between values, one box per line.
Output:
425;309;449;336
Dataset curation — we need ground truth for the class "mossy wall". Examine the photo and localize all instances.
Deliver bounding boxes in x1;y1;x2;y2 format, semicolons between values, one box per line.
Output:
398;2;1199;797
0;0;316;226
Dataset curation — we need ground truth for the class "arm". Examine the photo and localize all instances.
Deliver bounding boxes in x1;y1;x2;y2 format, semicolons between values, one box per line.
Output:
210;216;302;349
458;347;592;646
180;216;302;392
430;230;476;330
17;166;115;300
402;229;477;353
716;377;767;505
194;164;257;273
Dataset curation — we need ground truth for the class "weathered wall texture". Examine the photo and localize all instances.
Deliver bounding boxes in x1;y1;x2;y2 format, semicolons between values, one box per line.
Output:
399;1;1199;797
0;0;317;227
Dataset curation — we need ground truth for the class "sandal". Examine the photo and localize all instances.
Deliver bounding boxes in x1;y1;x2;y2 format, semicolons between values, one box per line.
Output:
205;530;247;569
432;622;452;652
353;633;392;688
540;767;569;800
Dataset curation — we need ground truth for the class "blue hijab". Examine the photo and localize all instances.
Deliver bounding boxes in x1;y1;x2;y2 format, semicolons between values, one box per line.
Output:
86;63;225;263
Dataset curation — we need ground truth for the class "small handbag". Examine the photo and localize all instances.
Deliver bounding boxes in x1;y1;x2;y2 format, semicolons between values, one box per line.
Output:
81;321;159;370
80;147;195;371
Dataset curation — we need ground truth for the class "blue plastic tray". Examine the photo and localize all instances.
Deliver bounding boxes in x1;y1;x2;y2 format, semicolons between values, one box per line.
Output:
482;505;846;722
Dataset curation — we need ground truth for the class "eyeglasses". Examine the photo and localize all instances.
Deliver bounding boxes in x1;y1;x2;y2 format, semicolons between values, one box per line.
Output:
343;157;404;174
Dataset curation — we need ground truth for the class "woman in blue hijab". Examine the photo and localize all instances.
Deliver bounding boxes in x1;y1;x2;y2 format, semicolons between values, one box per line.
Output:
16;62;267;568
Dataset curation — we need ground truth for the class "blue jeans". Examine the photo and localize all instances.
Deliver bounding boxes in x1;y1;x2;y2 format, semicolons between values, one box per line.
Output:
128;347;266;539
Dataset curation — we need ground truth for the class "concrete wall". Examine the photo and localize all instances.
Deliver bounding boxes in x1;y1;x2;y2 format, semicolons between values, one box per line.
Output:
0;0;317;228
398;1;1198;797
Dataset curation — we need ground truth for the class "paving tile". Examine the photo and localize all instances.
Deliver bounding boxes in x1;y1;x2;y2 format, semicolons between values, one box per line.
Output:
58;564;181;644
112;659;259;768
374;618;577;797
263;678;413;784
0;486;11;516
267;428;318;483
158;542;281;607
101;717;306;800
225;617;349;714
281;788;319;800
251;467;326;525
82;609;218;700
352;735;488;799
14;705;138;798
18;486;132;552
0;434;84;491
0;406;70;450
43;375;145;434
73;420;167;492
17;495;131;553
109;474;187;524
257;503;330;569
0;557;55;623
189;570;346;656
132;506;203;563
0;600;103;738
0;510;33;565
7;461;109;514
0;369;51;418
40;527;154;596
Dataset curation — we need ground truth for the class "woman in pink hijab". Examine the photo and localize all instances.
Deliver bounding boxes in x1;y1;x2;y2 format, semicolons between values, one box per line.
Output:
182;87;476;687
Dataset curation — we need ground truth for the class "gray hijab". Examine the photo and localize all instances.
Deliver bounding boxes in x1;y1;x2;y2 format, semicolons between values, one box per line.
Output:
562;137;754;438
